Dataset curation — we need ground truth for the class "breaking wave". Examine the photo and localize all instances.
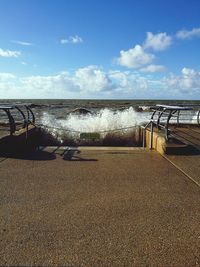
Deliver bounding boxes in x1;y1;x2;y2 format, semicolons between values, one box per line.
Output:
40;107;150;145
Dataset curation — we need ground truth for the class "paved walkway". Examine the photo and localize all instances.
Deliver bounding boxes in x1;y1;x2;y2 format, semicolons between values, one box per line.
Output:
165;152;200;186
0;147;200;266
173;127;200;150
165;126;200;186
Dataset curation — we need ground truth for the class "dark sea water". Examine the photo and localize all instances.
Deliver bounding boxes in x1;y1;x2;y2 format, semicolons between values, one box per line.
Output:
1;98;200;109
1;99;200;120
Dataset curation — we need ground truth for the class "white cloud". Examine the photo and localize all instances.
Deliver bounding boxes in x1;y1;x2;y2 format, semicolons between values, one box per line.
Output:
0;72;16;81
143;32;172;51
0;48;21;58
0;73;18;98
74;66;113;92
109;70;132;88
60;35;83;44
21;72;79;98
116;45;154;68
115;32;172;70
19;66;112;97
0;67;150;98
176;28;200;40
1;66;200;99
140;64;166;73
163;67;200;92
109;70;148;91
12;40;33;46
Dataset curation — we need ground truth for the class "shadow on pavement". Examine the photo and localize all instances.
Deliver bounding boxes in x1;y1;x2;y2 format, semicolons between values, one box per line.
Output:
0;147;98;162
0;149;56;161
168;145;200;156
63;149;98;161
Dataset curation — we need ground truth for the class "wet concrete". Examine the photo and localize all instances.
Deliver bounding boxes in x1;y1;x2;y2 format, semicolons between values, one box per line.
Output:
0;148;199;266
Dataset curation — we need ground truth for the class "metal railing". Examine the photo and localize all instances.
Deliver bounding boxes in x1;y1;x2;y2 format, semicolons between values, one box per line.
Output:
0;103;35;136
142;104;200;148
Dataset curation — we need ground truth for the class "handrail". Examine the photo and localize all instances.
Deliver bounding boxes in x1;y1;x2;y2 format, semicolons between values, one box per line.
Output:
15;106;27;128
197;110;200;125
0;107;16;135
142;104;200;147
0;104;35;136
142;120;154;149
150;105;194;140
26;105;35;124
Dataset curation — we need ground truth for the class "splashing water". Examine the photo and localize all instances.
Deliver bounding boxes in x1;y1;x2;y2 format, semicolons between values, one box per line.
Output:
41;107;148;132
40;107;150;144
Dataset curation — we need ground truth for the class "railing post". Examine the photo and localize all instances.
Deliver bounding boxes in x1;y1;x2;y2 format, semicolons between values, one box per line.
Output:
165;110;173;140
26;105;35;124
197;110;200;125
4;109;16;135
142;127;146;148
177;110;180;126
15;106;26;128
157;108;165;129
150;122;154;149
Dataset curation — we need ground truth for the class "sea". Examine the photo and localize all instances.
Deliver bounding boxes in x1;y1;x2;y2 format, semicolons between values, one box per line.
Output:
0;99;200;146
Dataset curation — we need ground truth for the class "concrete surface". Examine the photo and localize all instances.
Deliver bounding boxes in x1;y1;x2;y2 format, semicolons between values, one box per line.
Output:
0;147;200;267
145;125;200;155
173;127;200;150
165;152;200;186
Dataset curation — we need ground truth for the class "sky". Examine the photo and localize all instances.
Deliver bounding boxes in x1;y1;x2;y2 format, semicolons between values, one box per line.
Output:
0;0;200;99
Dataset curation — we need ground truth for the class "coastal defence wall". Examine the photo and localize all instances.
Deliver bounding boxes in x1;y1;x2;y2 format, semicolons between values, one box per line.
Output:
0;124;198;155
0;125;142;150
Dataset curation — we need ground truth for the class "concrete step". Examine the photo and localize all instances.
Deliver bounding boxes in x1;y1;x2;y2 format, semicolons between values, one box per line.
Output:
172;128;200;151
164;141;190;155
145;127;199;155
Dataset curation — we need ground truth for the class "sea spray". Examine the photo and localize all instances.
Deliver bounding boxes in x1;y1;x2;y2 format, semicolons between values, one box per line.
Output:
40;107;150;145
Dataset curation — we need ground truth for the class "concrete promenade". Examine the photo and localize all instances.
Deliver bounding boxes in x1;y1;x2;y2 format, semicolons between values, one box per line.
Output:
0;147;200;267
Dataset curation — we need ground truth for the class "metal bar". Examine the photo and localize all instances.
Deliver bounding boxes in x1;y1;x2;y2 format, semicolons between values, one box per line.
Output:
151;110;157;120
157;109;166;128
25;105;35;124
177;110;180;126
3;108;16;135
150;122;154;149
142;123;150;148
197;110;200;125
144;104;200;148
165;110;173;140
142;121;153;148
15;106;27;128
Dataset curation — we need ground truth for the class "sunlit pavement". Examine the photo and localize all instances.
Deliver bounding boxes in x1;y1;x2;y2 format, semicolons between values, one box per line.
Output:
0;148;199;266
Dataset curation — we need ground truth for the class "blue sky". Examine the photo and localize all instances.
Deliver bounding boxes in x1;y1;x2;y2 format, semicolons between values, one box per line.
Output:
0;0;200;99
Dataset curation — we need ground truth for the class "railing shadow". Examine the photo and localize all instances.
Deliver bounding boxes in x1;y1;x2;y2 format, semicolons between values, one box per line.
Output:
62;149;98;161
0;147;98;161
0;149;56;161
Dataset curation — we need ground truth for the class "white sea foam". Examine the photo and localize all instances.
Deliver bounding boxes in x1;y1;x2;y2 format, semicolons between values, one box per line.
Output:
41;107;150;142
139;105;151;111
191;110;199;124
40;107;200;144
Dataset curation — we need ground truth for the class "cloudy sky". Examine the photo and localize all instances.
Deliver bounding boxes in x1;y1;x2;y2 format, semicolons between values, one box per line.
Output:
0;0;200;99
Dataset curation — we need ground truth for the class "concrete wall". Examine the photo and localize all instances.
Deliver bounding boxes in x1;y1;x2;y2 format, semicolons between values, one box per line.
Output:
144;128;166;154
